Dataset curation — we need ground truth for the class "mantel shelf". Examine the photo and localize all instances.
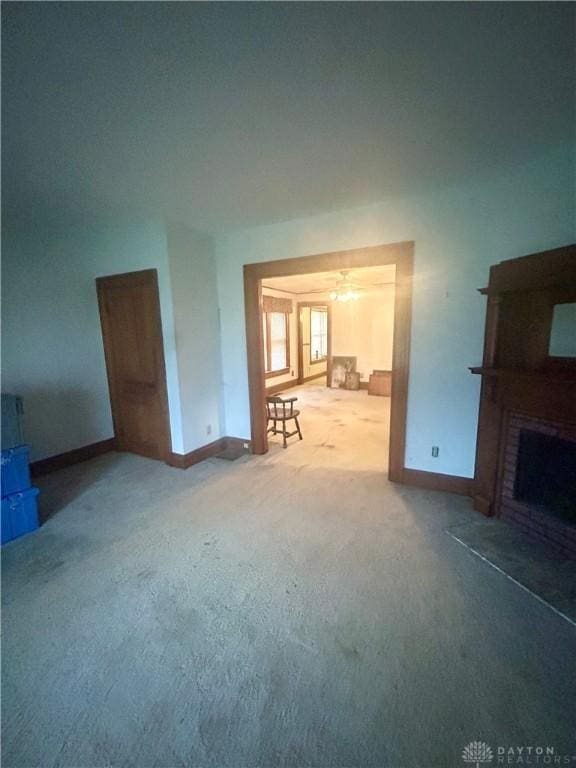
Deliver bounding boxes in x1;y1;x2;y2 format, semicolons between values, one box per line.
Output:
469;366;576;384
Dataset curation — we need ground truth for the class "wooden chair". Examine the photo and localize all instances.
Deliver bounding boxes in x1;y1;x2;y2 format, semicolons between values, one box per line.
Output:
266;395;303;449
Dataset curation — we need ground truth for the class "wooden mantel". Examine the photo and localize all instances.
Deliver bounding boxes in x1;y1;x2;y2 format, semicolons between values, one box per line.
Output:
471;244;576;518
469;366;576;383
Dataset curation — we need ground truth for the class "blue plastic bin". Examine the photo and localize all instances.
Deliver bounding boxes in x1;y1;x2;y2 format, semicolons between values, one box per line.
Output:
1;445;31;497
1;486;39;544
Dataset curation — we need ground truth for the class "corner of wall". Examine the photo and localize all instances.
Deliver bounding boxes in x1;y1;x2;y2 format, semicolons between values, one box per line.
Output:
166;221;226;454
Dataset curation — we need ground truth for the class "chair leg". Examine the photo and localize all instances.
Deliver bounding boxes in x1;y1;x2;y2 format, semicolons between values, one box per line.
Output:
295;416;303;441
283;422;288;448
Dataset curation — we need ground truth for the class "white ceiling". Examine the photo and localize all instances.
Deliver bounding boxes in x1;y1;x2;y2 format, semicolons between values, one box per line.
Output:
3;3;574;234
263;265;396;295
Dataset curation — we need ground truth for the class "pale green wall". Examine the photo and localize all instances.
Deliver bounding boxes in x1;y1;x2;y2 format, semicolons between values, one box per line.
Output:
216;144;575;478
1;204;222;460
166;222;223;452
3;144;574;470
1;203;184;459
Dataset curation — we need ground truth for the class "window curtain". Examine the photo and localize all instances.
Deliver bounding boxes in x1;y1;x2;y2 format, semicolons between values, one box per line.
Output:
262;295;293;314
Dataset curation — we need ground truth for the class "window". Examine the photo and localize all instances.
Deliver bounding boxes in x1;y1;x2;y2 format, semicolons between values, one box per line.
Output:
310;307;328;363
263;311;289;375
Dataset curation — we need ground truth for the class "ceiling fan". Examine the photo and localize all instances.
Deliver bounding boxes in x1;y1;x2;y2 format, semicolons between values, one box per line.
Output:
329;271;363;302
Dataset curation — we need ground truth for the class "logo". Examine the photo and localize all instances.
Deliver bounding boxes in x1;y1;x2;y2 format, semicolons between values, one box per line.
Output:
462;741;494;767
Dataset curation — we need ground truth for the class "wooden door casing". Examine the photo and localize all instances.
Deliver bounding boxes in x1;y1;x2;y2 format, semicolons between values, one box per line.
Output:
96;269;171;461
244;242;414;482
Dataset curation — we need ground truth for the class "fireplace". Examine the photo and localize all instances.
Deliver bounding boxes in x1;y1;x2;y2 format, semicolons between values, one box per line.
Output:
498;413;576;557
515;430;576;523
471;244;576;558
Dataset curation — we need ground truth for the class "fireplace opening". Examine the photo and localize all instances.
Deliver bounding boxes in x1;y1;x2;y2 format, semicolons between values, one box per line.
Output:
514;429;576;525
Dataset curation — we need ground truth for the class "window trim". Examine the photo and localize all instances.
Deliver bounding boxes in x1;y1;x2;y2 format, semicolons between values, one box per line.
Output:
296;300;333;386
263;310;290;379
309;306;328;365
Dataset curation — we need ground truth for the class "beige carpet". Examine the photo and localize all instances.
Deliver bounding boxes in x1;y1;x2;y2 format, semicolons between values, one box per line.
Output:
2;382;575;767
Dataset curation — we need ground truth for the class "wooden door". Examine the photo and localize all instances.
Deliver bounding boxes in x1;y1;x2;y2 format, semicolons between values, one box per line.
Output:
96;269;171;461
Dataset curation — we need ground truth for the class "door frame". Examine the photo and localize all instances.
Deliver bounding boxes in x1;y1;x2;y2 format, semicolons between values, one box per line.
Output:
243;242;414;482
297;301;332;385
96;268;172;462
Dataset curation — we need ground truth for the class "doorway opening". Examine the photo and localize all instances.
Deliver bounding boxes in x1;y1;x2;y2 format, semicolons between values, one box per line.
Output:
243;243;413;481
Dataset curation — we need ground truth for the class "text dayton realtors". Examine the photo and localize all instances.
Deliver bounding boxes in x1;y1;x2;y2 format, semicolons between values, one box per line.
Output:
496;745;575;764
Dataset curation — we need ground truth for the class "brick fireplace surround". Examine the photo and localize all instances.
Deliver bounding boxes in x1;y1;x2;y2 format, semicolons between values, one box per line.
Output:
499;412;576;558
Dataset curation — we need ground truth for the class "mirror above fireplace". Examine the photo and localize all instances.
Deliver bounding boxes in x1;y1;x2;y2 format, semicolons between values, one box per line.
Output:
549;302;576;358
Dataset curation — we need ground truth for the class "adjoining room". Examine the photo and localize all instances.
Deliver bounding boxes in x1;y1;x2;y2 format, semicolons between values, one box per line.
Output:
261;265;396;470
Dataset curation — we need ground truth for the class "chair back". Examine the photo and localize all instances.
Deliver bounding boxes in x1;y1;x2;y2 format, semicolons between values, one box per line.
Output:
266;395;296;420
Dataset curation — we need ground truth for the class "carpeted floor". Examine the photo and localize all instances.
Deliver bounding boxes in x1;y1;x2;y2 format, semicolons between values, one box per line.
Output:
2;383;575;767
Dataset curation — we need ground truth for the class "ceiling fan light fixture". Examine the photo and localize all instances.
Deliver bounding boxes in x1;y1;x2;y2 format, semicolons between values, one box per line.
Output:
329;271;361;301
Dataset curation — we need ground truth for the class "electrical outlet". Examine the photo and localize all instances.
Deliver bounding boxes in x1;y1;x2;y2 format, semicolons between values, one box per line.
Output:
206;424;212;436
431;446;439;458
